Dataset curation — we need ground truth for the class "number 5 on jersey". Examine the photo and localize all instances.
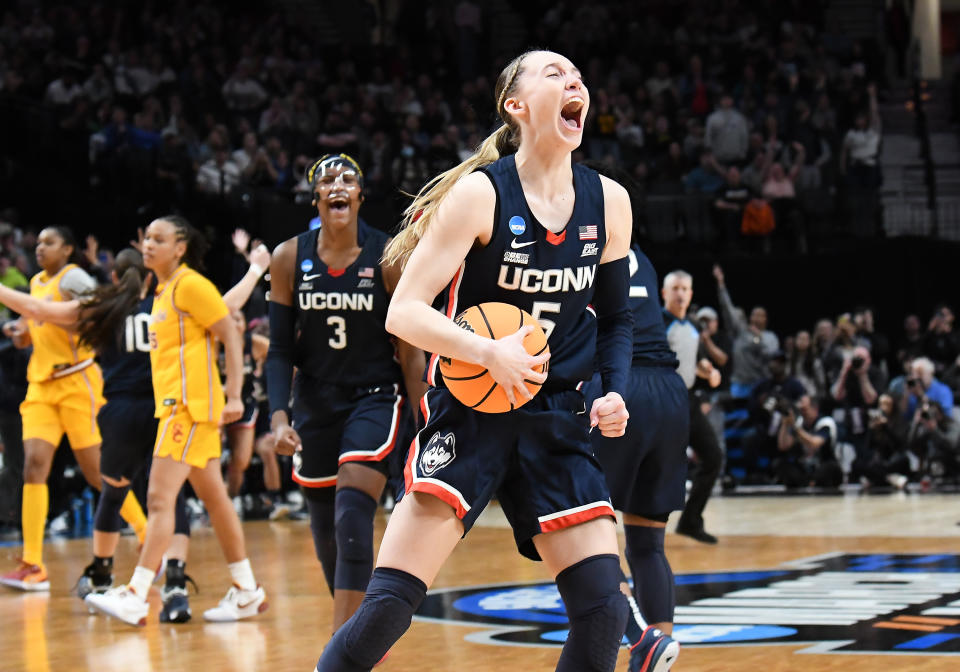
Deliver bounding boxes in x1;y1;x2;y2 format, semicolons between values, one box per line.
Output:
327;315;347;349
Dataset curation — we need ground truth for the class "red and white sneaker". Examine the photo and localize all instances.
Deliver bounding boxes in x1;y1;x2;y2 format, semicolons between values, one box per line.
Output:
203;584;268;622
85;585;149;626
0;562;50;591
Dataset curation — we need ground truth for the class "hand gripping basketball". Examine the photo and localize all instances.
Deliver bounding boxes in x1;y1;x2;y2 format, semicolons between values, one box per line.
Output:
440;302;550;413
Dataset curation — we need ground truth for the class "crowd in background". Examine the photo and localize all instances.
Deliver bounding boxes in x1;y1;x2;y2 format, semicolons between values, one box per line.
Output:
1;0;883;250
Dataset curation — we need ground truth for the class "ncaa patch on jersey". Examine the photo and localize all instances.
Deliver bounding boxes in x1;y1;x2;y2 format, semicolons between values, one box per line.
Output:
578;225;598;240
580;243;598;257
419;431;456;476
301;258;314;273
508;216;526;235
415;553;960;655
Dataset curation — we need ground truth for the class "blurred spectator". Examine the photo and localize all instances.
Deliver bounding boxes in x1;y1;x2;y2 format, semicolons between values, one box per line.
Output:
44;69;83;106
696;306;731;387
684;148;725;194
905;357;954;419
713;166;755;248
923;306;960;372
713;264;779;391
788;330;827;396
222;63;268;113
897;314;925;366
839;83;880;237
862;393;911;489
907;401;960;483
196;147;241;195
705;94;749;165
775;395;842;488
831;344;886;474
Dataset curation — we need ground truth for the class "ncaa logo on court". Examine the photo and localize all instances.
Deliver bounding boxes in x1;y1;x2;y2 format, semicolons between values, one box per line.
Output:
415;553;960;655
419;432;456;476
509;216;526;236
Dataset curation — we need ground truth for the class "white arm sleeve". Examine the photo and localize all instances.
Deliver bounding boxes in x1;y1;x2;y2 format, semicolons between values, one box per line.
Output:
59;266;97;298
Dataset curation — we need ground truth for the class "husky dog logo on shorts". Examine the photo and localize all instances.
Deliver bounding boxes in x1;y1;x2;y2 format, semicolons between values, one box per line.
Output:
420;432;456;475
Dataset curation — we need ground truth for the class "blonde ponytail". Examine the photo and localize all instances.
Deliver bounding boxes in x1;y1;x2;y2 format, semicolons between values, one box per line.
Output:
383;51;536;269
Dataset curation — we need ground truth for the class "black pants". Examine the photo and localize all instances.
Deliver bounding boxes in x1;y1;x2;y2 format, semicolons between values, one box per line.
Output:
679;394;723;531
777;459;843;489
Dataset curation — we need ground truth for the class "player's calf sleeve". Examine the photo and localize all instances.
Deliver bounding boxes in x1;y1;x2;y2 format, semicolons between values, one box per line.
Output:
94;480;130;533
21;483;49;566
334;487;377;592
315;567;427;672
174;488;191;537
305;489;337;595
555;554;629;672
624;524;675;625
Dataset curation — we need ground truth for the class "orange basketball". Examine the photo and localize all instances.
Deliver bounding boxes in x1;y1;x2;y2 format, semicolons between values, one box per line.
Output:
439;302;549;413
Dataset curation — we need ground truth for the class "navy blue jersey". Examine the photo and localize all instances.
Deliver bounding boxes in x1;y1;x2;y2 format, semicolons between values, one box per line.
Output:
100;294;154;399
427;155;605;390
627;244;678;368
293;221;400;387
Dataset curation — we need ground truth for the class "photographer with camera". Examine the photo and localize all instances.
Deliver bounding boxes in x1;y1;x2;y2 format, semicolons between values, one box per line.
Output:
905;357;953;419
775;395;842;488
662;270;723;543
907;400;960;484
742;350;807;481
923;305;959;373
830;344;886;478
862;393;911;489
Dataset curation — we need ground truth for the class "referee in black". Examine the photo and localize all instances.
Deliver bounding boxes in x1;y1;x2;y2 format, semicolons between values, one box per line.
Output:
661;270;723;544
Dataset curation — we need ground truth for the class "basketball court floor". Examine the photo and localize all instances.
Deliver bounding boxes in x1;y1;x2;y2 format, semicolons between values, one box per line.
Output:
2;492;959;671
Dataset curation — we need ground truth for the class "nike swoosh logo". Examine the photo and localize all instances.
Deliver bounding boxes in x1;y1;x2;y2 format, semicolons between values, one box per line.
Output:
237;598;259;610
303;273;323;281
511;239;536;249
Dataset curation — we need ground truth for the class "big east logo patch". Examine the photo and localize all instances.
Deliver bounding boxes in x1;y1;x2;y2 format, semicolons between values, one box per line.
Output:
416;553;960;655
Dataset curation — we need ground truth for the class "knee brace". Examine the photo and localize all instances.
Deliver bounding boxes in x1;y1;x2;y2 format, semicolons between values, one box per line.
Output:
315;567;427;672
334;487;377;592
555;554;629;672
624;525;674;625
94;481;130;533
304;488;337;594
174;488;191;537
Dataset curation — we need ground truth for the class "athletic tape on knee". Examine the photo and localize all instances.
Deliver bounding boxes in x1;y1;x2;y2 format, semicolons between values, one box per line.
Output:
624;525;674;625
94;481;130;533
555;554;629;672
334;487;377;591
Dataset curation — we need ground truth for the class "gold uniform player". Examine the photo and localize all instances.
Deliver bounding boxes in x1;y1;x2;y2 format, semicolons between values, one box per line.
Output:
0;226;147;591
85;216;266;625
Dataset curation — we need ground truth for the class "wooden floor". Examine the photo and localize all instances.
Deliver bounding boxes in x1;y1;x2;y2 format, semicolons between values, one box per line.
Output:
2;493;960;671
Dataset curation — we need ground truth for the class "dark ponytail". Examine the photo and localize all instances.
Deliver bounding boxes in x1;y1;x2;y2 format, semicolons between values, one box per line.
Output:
48;226;86;267
160;214;208;271
75;248;148;352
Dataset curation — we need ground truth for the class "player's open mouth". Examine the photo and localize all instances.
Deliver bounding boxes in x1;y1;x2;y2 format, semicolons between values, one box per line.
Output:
327;196;350;212
560;97;584;131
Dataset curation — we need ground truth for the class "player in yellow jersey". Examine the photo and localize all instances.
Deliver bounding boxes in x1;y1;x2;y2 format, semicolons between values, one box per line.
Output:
85;215;267;626
0;227;147;592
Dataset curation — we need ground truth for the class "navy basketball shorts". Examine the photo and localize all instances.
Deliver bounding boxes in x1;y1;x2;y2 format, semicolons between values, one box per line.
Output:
404;386;616;561
97;395;160;482
253;400;271;437
291;380;406;489
584;366;690;517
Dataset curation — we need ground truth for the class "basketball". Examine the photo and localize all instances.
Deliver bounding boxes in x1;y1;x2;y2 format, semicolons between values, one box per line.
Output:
439;302;549;413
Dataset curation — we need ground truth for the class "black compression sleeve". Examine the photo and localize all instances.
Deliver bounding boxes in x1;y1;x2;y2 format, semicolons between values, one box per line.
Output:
594;256;633;398
266;301;296;417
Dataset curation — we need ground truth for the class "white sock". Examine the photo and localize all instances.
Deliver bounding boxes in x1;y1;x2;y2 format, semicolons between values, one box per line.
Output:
228;559;257;591
128;566;156;601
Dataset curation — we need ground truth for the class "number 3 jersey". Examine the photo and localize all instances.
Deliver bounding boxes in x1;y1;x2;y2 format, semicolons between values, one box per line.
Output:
98;294;154;400
293;221;401;387
428;154;606;390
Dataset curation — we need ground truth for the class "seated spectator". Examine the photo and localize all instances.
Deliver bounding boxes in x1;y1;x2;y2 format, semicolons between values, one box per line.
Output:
196;147;241;195
233;132;260;174
775;395;843;488
222;62;268;113
896;314;925;366
684;150;725;197
705;93;749;165
862;393;911;489
908;400;960;483
905;356;954;418
44;69;83;107
761;143;808;253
